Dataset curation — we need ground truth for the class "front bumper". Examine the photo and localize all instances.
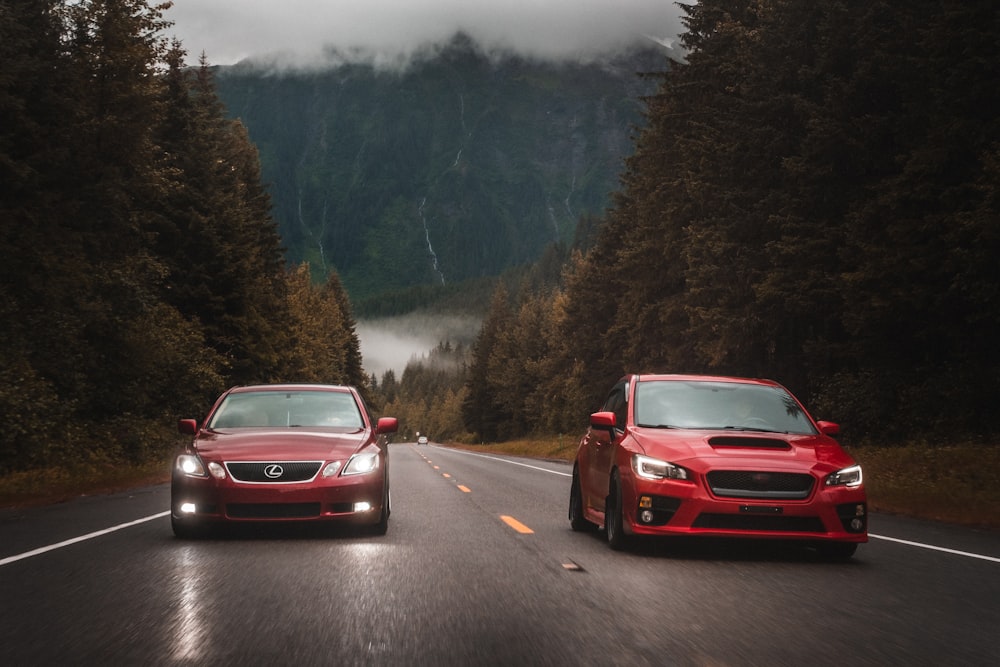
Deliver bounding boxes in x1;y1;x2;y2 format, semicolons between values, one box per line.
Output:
171;471;386;526
621;472;868;543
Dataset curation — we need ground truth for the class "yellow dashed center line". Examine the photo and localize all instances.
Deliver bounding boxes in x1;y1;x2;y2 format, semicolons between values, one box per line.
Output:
457;485;471;493
442;473;451;478
500;515;534;534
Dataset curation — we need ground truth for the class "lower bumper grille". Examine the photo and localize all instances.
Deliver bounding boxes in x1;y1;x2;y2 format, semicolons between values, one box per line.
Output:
693;513;825;533
226;503;321;519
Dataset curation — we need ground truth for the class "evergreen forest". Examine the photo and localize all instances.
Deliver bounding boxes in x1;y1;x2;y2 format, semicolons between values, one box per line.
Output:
2;0;998;480
1;1;367;474
392;0;1000;448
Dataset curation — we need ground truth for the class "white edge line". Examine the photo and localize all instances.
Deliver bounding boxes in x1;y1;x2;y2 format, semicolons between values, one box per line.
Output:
431;445;571;477
1;511;171;567
869;533;999;563
432;447;998;564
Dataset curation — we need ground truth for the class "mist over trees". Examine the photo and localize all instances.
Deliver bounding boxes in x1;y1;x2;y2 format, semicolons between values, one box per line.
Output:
447;0;999;445
1;1;364;473
4;0;997;476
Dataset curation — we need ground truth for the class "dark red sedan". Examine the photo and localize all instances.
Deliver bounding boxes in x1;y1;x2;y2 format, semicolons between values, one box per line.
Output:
569;374;867;559
171;384;398;538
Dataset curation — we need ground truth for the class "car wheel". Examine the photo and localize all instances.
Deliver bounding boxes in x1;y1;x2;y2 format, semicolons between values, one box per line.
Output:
171;514;205;539
366;483;390;536
569;466;596;532
817;541;858;561
605;470;630;551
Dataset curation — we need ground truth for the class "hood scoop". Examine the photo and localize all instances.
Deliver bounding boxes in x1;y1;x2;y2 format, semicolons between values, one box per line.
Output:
709;436;791;450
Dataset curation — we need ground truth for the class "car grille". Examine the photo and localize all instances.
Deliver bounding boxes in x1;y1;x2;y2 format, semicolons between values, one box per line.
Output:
227;503;321;519
706;470;814;499
225;461;323;483
693;513;825;532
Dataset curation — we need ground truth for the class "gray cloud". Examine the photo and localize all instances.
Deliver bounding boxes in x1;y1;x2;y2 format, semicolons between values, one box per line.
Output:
165;0;685;67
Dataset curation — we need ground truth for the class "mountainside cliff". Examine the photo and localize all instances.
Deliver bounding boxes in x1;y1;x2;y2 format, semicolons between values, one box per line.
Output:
215;35;667;302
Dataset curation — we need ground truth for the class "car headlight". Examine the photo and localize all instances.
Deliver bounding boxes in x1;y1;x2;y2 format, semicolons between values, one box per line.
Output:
826;464;863;487
342;451;380;476
177;454;207;478
633;454;689;481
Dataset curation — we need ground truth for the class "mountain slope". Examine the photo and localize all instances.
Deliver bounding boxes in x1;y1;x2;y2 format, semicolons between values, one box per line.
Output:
215;35;667;301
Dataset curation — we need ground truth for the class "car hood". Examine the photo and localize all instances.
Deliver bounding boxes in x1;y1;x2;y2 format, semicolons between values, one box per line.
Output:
194;428;371;461
630;427;855;472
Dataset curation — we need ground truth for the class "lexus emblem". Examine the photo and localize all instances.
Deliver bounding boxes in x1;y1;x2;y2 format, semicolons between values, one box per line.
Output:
264;464;284;479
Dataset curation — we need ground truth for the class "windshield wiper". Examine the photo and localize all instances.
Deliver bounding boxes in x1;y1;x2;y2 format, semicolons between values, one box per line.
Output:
637;423;680;429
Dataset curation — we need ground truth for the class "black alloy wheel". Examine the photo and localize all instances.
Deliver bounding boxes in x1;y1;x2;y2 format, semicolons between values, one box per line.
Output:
605;470;630;551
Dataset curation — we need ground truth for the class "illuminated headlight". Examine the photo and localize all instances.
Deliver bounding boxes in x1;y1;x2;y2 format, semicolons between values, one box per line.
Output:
177;455;206;477
826;464;863;487
633;454;689;481
342;451;380;476
322;461;342;477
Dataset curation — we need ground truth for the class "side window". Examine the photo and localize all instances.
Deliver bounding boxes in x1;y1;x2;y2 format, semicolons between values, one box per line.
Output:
602;383;628;431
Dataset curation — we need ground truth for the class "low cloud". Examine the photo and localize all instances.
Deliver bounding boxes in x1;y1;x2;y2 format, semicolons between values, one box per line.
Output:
165;0;685;67
357;312;481;379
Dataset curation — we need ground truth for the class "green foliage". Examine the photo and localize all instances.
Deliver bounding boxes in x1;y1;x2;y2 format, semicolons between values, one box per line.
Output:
378;341;471;442
459;0;1000;445
0;2;367;473
214;36;663;302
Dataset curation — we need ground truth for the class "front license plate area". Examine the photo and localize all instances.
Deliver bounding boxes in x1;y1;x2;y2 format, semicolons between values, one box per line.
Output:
740;505;783;514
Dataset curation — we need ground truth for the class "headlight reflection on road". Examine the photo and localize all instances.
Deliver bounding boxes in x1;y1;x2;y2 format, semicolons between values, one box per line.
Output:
172;546;206;662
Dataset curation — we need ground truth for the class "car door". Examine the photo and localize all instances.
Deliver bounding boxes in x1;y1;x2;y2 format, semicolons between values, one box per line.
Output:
585;381;628;513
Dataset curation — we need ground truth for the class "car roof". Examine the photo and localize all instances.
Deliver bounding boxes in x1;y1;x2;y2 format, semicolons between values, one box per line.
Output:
227;384;356;394
630;374;781;387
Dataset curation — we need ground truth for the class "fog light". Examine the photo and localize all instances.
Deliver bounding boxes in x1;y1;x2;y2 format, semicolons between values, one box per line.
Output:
850;518;864;531
353;501;372;512
640;509;655;524
180;502;197;514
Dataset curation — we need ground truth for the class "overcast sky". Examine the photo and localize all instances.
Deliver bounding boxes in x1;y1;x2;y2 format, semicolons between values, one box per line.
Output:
164;0;686;67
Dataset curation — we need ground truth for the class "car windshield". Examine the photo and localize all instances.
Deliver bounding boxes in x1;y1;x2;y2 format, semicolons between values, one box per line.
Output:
633;381;817;435
208;390;363;429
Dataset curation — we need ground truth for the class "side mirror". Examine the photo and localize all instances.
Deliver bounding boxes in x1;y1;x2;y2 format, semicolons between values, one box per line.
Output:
178;419;198;435
816;420;840;436
376;417;399;434
590;411;617;430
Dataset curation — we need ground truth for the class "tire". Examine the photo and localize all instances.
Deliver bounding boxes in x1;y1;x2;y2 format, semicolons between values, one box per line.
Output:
605;470;630;551
171;514;206;539
569;466;596;532
366;483;390;536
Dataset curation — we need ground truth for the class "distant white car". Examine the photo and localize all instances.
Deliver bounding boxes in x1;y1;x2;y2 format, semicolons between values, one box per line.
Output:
417;436;428;445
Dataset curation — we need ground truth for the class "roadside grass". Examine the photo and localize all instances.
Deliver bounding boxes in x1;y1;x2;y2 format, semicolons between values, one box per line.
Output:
2;440;998;531
0;459;171;509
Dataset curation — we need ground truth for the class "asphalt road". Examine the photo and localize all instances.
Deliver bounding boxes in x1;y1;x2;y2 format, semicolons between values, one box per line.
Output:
2;443;998;666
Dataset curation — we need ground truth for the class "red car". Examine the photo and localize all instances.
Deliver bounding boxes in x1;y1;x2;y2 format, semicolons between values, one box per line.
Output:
171;384;398;538
569;374;867;559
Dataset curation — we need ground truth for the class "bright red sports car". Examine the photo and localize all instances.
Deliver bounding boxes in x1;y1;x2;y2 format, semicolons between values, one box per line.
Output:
569;374;867;559
171;384;398;538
